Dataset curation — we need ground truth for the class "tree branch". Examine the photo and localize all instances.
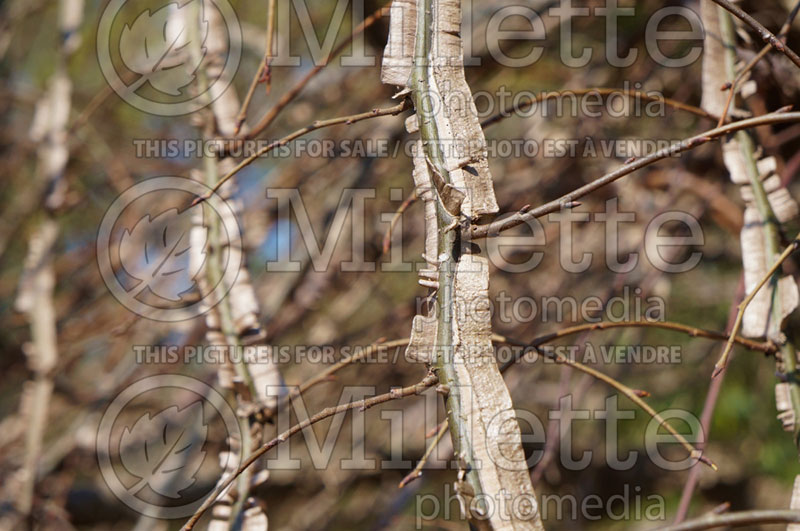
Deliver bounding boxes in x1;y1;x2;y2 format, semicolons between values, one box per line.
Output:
180;372;438;530
469;110;800;239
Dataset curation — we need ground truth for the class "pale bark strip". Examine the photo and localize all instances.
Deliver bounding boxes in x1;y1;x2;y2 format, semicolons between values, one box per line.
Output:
385;0;544;527
703;0;800;457
187;2;283;527
383;0;498;218
789;475;800;531
701;0;800;340
381;0;417;86
411;138;441;274
7;0;83;522
450;255;543;530
426;0;497;218
12;220;60;519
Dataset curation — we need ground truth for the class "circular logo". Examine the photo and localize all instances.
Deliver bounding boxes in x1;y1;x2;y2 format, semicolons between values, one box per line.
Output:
97;176;241;322
97;0;242;116
96;374;242;518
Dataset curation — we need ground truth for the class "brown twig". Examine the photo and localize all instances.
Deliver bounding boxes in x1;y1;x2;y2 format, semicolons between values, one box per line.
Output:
674;278;745;523
180;372;439;530
715;0;800;126
656;509;800;530
264;338;411;418
713;232;800;377
398;420;448;488
469;110;800;239
382;190;418;255
234;0;277;135
708;0;800;69
481;87;717;129
244;5;391;140
494;334;717;471
193;100;410;205
527;319;774;353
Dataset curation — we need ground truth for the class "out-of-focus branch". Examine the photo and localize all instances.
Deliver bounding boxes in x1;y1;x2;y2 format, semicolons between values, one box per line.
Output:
193;101;410;204
190;2;284;527
675;279;745;523
8;0;82;523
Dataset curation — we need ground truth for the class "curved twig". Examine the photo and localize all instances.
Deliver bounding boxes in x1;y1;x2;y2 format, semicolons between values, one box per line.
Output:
494;334;717;470
181;372;438;530
713;232;800;377
528;319;774;353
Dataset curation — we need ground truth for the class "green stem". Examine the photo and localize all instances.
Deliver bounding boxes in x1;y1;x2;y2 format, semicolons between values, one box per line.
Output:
189;4;258;524
409;0;485;508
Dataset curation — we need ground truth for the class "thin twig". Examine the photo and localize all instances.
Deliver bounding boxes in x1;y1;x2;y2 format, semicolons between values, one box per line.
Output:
482;87;717;129
707;0;800;69
244;5;390;140
469;110;800;239
193;100;410;205
527;319;774;353
713;232;800;377
715;0;800;126
656;509;800;530
398;420;449;488
382;190;418;255
494;334;717;471
234;0;277;135
264;338;411;418
180;372;438;530
674;279;745;523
